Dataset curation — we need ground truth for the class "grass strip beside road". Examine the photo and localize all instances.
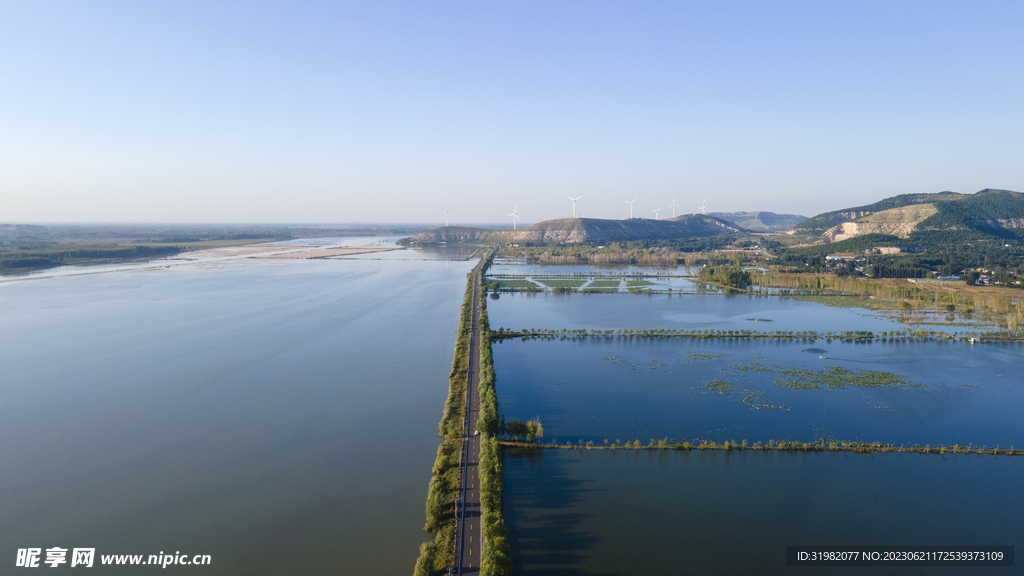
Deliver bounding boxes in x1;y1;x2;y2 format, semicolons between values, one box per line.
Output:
477;270;512;575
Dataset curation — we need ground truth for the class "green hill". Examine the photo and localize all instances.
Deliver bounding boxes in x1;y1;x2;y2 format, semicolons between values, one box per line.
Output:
795;189;1024;246
792;192;964;236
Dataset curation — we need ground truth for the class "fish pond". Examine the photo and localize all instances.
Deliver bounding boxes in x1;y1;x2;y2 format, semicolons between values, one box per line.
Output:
503;447;1024;576
493;337;1024;447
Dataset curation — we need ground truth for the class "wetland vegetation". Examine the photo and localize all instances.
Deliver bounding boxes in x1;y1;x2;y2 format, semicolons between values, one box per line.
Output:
476;260;513;576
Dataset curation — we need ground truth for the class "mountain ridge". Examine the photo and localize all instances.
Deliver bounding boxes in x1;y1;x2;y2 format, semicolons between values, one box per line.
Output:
404;215;743;245
795;189;1024;245
708;211;807;232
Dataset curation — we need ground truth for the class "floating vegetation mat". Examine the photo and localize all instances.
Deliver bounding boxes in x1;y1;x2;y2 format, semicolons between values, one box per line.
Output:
601;356;668;371
735;363;925;390
685;351;727;362
702;380;788;410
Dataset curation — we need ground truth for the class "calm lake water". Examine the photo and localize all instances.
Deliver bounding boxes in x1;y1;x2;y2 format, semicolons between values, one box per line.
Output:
493;338;1024;447
504;447;1024;576
1;247;474;574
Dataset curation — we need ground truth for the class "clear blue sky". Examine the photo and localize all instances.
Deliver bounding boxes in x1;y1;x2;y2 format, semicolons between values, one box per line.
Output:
2;1;1022;223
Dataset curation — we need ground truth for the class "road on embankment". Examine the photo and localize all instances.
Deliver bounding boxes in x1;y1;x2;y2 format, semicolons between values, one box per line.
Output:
457;271;482;575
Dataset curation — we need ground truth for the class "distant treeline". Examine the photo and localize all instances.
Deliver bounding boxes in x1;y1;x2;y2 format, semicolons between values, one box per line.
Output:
0;246;181;270
497;236;741;266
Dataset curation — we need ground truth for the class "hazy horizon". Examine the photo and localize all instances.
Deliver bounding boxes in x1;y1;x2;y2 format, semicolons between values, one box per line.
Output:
3;1;1022;223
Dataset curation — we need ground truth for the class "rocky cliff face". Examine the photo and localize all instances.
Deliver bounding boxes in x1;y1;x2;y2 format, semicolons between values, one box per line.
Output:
821;204;938;242
828;211;873;226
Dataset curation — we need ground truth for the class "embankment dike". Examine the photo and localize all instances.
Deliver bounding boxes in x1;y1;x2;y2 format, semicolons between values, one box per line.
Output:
416;249;509;576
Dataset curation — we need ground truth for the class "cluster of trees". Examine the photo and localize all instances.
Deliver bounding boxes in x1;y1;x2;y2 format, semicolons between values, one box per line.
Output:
499;417;544;442
697;265;752;289
0;245;181;270
868;262;929;278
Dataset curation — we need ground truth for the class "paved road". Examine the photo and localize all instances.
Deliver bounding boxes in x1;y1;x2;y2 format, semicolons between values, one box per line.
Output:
457;273;482;575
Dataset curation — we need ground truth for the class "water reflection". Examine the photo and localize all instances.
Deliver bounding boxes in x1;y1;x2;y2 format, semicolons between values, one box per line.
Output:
504;448;617;576
504;448;1024;576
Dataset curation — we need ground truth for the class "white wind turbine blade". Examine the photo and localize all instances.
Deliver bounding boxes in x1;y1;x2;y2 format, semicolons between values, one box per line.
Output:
625;197;638;218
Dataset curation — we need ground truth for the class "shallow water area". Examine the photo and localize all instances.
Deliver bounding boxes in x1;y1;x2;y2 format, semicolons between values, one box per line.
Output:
503;447;1023;576
493;337;1024;447
487;290;964;334
0;245;475;574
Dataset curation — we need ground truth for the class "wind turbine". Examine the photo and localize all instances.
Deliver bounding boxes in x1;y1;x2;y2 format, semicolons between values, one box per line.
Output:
670;197;682;218
698;199;708;215
625;197;638;219
651;207;662;220
567;195;582;218
445;208;450;227
507;206;520;230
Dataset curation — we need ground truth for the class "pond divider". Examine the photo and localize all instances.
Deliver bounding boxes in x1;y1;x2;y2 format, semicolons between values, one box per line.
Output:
414;249;508;576
500;439;1024;457
476;260;512;575
491;327;1024;344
